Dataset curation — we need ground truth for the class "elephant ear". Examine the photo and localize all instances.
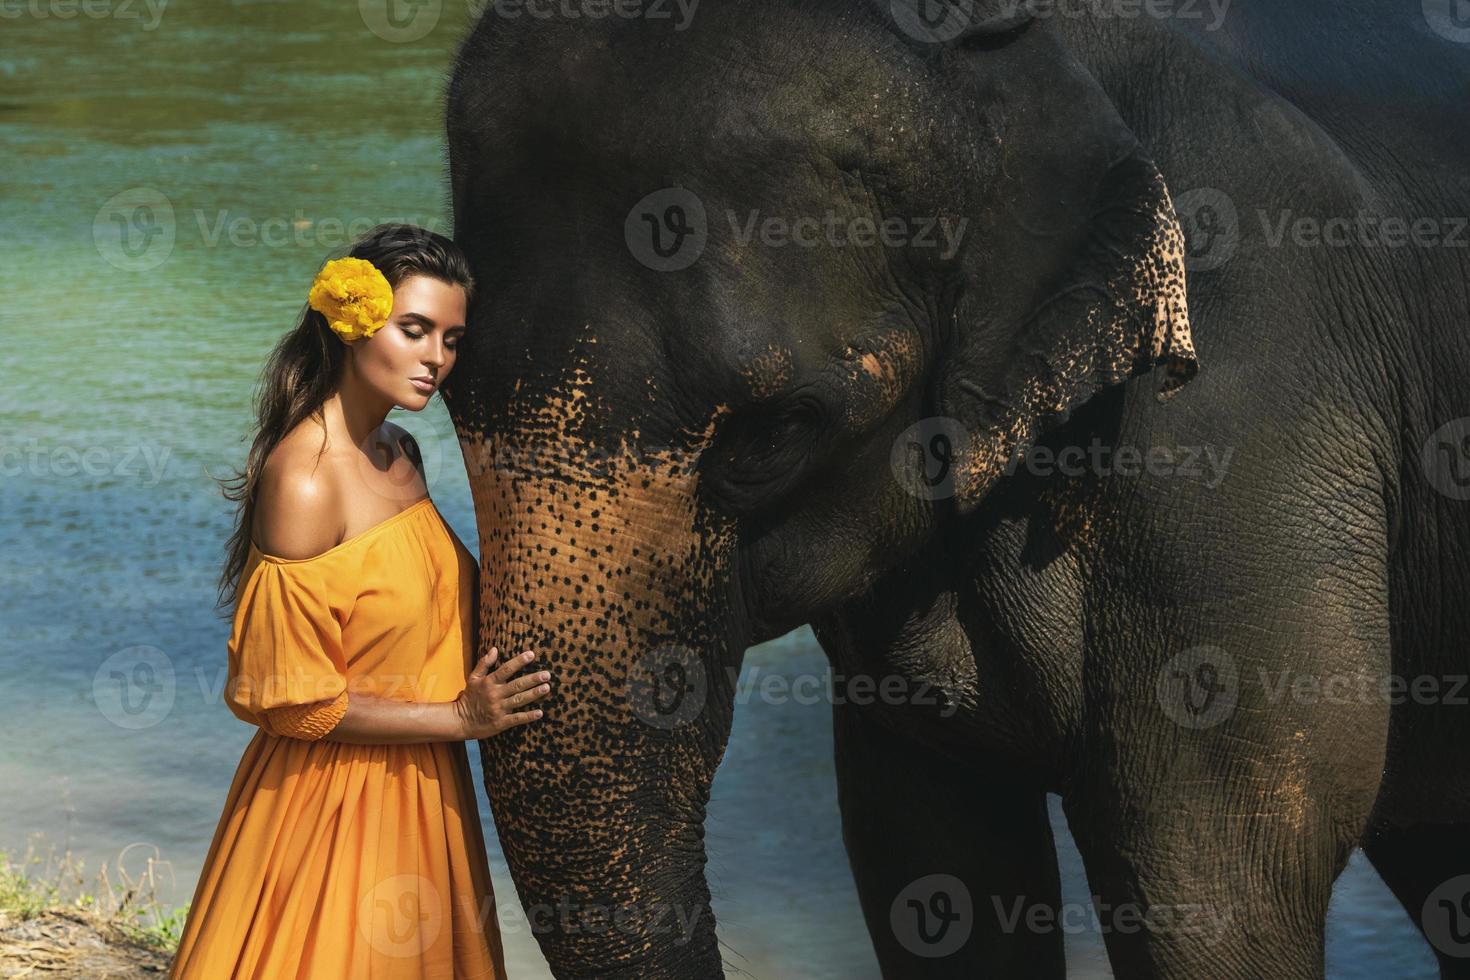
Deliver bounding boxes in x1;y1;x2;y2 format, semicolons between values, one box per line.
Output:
937;145;1199;516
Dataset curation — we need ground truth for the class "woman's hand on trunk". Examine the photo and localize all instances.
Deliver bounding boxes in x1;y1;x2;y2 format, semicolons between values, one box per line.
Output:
455;647;551;739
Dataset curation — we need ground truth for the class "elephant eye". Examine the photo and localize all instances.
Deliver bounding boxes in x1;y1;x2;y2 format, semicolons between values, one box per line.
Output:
702;398;825;512
740;399;821;455
758;406;810;445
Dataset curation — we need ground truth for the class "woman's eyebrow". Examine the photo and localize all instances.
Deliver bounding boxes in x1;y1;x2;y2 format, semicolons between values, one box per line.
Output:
398;312;438;328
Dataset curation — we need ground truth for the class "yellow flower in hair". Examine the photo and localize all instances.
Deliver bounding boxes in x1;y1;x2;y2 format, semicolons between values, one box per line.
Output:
307;257;394;341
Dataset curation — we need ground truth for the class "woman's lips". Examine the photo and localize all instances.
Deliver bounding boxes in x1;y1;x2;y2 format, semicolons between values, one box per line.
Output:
410;377;435;394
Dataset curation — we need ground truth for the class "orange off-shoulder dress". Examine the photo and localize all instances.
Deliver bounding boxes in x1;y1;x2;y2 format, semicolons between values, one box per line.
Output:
169;496;508;979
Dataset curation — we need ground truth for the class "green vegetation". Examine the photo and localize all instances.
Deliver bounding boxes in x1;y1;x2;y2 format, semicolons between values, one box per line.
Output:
0;837;183;975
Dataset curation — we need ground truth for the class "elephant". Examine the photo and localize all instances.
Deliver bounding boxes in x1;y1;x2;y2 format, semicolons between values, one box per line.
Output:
439;0;1470;976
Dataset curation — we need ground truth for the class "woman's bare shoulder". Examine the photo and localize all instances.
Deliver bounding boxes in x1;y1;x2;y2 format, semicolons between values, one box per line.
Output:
254;426;347;560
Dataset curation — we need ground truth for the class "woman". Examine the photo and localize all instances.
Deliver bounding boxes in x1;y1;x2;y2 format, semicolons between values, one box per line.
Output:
170;224;548;978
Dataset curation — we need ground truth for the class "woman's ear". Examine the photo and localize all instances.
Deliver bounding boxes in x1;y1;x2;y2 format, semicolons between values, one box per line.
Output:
934;145;1199;516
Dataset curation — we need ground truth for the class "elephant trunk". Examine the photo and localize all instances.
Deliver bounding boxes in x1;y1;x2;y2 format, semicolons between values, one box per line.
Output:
461;421;740;978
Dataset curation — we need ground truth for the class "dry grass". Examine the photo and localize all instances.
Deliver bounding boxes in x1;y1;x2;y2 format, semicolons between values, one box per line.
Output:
0;834;182;978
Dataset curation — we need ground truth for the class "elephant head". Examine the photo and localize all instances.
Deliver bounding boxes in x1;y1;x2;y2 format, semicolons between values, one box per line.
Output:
441;1;1197;975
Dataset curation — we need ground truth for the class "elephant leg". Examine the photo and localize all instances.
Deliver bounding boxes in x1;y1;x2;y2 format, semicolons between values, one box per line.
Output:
832;701;1066;979
1364;825;1470;978
1065;617;1387;980
1068;802;1354;980
1051;447;1397;978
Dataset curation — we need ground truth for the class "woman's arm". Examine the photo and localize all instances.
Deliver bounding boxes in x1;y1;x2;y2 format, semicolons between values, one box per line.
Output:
322;648;550;745
322;692;467;744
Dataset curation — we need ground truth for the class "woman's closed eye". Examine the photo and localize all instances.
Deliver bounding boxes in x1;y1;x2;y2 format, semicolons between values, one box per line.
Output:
400;324;458;350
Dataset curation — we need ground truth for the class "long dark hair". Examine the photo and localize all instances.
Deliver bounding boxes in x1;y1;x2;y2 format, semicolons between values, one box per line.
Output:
213;223;476;614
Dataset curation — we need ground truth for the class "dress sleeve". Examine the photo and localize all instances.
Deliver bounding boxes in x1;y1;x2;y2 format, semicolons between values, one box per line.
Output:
226;558;351;741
